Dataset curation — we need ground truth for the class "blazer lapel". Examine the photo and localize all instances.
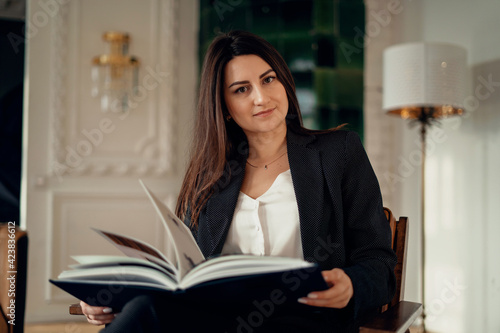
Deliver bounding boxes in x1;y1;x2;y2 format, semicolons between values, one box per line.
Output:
199;129;325;261
198;160;246;258
287;130;325;262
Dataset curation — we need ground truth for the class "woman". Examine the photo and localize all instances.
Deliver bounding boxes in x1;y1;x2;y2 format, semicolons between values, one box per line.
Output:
82;30;397;332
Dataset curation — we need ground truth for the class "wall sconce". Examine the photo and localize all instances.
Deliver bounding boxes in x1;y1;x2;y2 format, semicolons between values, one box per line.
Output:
91;32;140;113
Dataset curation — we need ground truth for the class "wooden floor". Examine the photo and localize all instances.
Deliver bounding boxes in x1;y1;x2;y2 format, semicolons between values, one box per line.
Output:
24;322;424;333
25;322;102;333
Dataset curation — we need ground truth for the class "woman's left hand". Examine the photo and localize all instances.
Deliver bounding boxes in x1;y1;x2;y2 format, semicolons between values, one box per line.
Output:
297;268;353;308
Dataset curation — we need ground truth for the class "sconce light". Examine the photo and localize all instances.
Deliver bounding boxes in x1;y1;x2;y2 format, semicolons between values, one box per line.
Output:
91;32;140;112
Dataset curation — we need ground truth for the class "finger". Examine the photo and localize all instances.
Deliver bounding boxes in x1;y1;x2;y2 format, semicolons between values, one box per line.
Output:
86;317;114;326
298;295;351;308
307;277;349;300
298;269;353;308
324;269;352;293
309;280;350;299
80;301;114;315
85;313;116;325
87;314;116;321
299;285;352;307
305;270;344;298
298;291;350;308
322;268;344;284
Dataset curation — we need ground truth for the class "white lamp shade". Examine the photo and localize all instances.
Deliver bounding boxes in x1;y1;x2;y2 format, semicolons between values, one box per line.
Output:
383;42;468;115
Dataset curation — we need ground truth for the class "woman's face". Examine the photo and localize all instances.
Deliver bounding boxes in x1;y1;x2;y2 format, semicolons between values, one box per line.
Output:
223;55;288;137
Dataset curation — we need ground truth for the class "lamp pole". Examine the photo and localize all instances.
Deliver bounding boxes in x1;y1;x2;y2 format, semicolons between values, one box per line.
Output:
419;117;427;333
417;106;436;332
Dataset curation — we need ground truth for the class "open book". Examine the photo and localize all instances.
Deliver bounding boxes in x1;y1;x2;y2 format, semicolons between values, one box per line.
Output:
50;181;327;309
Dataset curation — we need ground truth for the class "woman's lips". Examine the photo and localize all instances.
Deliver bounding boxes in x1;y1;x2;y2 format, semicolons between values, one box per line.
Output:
254;107;275;117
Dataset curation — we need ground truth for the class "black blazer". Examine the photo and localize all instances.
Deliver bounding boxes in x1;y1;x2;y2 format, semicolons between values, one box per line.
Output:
189;128;397;320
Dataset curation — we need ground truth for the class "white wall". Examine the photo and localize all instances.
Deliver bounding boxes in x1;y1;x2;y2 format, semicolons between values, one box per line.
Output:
366;0;500;332
22;0;199;322
420;2;500;332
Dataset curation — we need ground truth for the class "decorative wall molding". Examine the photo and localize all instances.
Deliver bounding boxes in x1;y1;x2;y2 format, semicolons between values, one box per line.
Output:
47;191;176;303
49;0;69;171
49;0;180;179
158;0;179;174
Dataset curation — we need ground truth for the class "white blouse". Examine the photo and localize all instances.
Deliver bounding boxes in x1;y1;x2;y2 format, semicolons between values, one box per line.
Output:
221;169;303;259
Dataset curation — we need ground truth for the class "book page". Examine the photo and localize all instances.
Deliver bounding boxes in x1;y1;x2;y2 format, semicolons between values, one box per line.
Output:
92;228;178;276
70;255;177;279
179;255;316;289
140;180;205;278
57;265;178;290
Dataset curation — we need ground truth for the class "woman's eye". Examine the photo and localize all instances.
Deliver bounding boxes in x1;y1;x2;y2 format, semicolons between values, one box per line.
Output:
235;86;248;94
264;76;275;84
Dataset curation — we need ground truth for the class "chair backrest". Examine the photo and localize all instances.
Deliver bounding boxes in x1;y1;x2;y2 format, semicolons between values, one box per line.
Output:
383;207;409;309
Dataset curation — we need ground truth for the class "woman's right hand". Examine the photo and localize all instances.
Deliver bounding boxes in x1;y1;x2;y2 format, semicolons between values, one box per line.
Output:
80;301;117;326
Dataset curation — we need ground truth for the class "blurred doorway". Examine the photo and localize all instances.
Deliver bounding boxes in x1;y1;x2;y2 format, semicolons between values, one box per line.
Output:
0;8;25;226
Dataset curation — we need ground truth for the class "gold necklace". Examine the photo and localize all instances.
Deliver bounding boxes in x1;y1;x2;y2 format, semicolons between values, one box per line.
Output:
246;151;288;170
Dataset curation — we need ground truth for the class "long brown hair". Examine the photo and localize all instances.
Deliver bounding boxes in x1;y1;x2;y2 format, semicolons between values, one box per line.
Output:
176;31;314;228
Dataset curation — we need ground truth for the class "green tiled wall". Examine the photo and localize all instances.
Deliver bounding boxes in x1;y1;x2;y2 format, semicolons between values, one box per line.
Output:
200;0;365;139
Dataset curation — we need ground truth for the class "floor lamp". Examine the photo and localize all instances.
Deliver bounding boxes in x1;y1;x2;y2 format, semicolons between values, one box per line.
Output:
382;42;467;332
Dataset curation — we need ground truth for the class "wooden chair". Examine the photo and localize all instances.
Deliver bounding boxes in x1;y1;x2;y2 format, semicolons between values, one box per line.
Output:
359;208;422;333
69;208;422;333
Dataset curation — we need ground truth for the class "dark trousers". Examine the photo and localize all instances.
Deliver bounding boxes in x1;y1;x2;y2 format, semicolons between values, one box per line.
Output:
99;295;354;333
